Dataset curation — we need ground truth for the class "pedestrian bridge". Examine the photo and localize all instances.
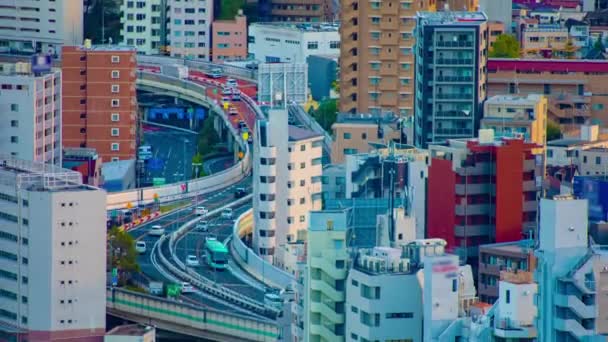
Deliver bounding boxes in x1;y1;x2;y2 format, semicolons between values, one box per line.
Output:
107;287;280;342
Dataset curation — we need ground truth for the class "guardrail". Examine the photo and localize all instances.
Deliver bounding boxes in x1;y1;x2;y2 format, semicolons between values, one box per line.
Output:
106;71;251;209
154;196;281;318
107;287;279;341
231;209;295;290
137;55;257;83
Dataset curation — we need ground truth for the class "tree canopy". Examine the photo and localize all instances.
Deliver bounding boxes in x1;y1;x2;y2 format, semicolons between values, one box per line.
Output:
108;227;140;285
546;120;561;142
312;99;338;132
489;34;521;58
198;117;220;156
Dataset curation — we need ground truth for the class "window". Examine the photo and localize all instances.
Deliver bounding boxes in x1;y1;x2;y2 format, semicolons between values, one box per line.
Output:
351;279;359;287
547;149;553;158
344;148;357;155
10;136;18;143
300;162;306;169
344;132;352;139
351;306;359;313
597;156;601;165
10;104;18;112
307;41;318;49
386;312;413;319
111;99;120;107
111;85;120;93
300;179;305;186
111;113;120;122
330;41;340;49
10;120;18;127
299;215;306;222
111;128;119;136
111;143;119;151
111;55;120;63
111;70;120;79
505;289;511;304
300;144;306;151
452;279;458;292
299;197;306;204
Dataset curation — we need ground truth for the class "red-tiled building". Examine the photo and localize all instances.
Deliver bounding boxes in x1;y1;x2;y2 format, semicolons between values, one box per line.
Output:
426;133;542;263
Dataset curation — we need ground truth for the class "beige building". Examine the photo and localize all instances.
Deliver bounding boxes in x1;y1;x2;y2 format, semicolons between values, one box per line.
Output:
546;125;608;177
330;113;403;164
481;94;548;147
517;18;569;57
339;0;433;118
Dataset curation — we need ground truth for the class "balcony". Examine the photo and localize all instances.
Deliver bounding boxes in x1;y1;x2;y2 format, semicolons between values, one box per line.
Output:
522;200;537;212
436;75;474;83
310;323;341;341
455;183;492;195
436;93;474;100
454;225;491;237
379;49;397;61
555;294;595;319
436;58;473;65
436;41;474;48
380;20;398;31
523;180;537;192
378;78;397;91
379;94;398;107
553;318;595;339
456;162;493;176
310;253;348;280
258;164;276;176
310;300;345;324
494;318;537;339
309;279;345;302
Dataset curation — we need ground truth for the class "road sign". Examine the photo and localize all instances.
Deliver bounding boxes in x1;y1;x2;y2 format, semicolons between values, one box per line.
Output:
242;132;249;141
147;158;164;171
111;268;118;286
212;88;218;95
152;178;166;186
167;283;181;297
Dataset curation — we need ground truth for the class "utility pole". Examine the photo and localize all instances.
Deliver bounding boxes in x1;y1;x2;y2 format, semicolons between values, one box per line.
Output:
388;142;396;244
101;0;105;44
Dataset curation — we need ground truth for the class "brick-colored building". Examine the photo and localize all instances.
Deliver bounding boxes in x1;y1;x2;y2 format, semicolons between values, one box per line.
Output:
487;58;608;130
62;45;137;161
268;0;336;22
426;131;542;263
212;12;247;63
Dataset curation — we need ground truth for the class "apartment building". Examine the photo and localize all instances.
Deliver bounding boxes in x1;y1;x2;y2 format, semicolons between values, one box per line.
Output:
414;11;488;148
304;210;349;342
481;94;548;147
487;59;608;129
0;0;83;56
427;131;542;262
211;12;247;63
517;19;569;58
248;22;340;64
0;62;61;165
535;196;608;341
120;0;167;55
488;21;506;47
478;240;536;303
330;113;404;164
252;108;323;269
339;0;433;118
62;44;138;161
268;0;336;22
492;270;538;339
167;0;213;60
546;125;608;177
0;157;106;341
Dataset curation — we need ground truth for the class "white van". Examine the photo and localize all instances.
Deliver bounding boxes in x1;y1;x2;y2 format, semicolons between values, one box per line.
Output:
135;241;147;254
149;225;165;236
195;206;208;216
221;208;233;219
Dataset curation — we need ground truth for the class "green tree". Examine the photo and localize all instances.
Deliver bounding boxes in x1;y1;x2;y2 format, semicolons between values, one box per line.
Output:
108;227;140;285
594;37;605;52
489;34;521;58
312;99;338;131
198;118;220;156
546;120;561;141
191;153;206;178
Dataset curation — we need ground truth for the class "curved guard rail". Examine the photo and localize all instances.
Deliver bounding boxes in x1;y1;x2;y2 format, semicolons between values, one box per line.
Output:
137;55;257;83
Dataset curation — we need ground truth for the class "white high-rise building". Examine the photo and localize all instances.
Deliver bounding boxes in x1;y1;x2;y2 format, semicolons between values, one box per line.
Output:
252;108;323;270
120;0;166;55
120;0;213;60
0;157;106;340
0;63;62;165
0;0;83;56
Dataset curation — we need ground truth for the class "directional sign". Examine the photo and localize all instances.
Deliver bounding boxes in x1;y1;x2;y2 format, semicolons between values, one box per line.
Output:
111;268;118;286
147;158;165;171
167;283;181;297
152;178;166;186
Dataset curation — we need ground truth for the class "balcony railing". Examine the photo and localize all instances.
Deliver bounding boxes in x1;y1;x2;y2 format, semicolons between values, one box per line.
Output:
436;93;474;100
436;58;473;65
436;41;474;48
436;75;474;82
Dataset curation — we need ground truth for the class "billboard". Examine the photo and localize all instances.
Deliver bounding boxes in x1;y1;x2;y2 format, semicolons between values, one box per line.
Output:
31;54;52;74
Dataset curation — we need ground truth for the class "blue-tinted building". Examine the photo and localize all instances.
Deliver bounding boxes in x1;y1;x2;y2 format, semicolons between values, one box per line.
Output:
573;176;608;221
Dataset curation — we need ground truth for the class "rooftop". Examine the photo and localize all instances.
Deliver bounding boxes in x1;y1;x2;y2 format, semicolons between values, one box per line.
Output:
488;58;608;73
335;112;400;126
480;240;534;255
106;324;154;336
485;94;544;105
417;11;487;24
547;138;608;147
63;147;99;160
68;44;136;52
0;155;84;191
251;22;339;32
288;125;322;142
102;159;135;180
0;62;59;77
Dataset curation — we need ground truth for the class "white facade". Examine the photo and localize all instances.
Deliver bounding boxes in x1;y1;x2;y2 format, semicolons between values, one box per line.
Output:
0;0;83;56
248;22;340;64
167;0;213;60
120;0;166;55
0;65;62;165
253;108;323;269
0;157;106;335
495;280;538;332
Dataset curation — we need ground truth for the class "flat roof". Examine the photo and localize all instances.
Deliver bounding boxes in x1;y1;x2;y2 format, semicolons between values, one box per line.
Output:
547;138;608;147
488;58;608;73
288;125;322;142
73;44;136;52
102;159;135;180
480;240;533;254
251;22;339;32
417;11;487;24
485;94;544;105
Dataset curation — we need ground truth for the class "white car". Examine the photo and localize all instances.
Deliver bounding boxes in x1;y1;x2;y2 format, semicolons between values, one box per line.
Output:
197;220;209;231
181;282;195;293
221;208;233;219
195;206;208;216
135;241;147;254
186;255;200;267
226;78;238;88
229;106;238;115
149;225;165;236
222;87;233;95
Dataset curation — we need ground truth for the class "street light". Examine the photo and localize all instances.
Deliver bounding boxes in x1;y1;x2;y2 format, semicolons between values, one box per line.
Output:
183;139;189;182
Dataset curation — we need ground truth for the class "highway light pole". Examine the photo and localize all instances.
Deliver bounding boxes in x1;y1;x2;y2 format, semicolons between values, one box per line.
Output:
183;139;189;182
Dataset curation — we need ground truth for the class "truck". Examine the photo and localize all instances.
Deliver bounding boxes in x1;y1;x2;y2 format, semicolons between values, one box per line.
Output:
206;67;223;79
161;64;189;79
148;281;164;296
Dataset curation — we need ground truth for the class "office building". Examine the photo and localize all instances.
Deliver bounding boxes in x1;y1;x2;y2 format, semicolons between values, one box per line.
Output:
535;196;608;340
62;44;138;161
487;59;608;127
0;157;106;340
211;12;247;63
0;0;83;56
478;240;536;303
481;94;548;147
479;0;513;32
252;108;323;269
414;11;488;148
247;22;340;64
304;210;349;342
267;0;336;22
120;0;167;55
330;113;405;164
166;0;213;60
427;131;542;262
339;0;433;119
0;63;62;165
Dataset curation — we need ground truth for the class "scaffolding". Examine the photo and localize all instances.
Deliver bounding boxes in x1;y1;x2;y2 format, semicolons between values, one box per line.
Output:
0;155;83;190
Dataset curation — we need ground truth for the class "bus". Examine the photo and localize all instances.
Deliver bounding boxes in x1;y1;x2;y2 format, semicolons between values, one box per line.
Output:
204;237;228;270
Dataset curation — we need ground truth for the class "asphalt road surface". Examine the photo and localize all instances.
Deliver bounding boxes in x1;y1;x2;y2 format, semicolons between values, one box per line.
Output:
142;126;198;184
